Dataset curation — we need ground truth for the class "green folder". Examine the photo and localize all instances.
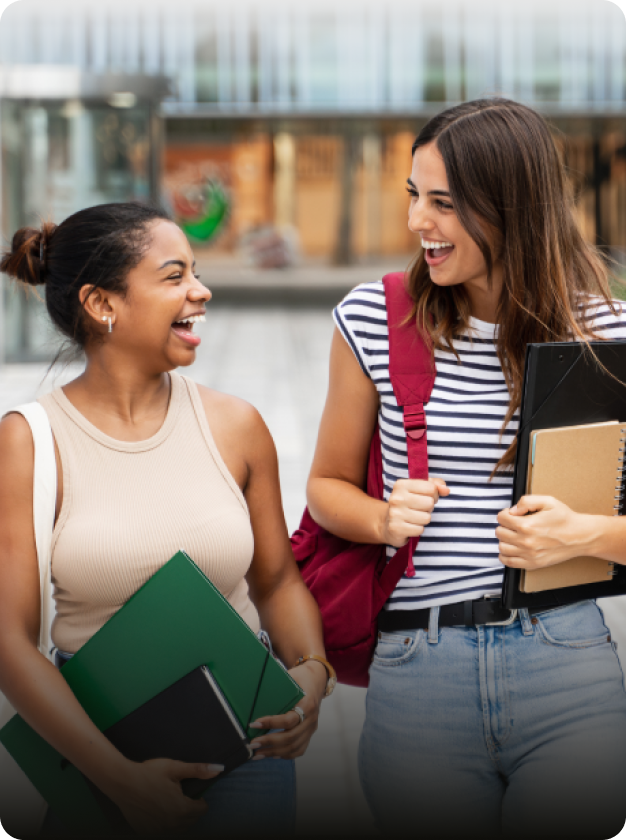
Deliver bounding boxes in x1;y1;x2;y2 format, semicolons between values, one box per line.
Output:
0;550;304;835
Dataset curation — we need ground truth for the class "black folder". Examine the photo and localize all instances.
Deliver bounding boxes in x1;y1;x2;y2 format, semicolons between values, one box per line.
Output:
503;340;626;609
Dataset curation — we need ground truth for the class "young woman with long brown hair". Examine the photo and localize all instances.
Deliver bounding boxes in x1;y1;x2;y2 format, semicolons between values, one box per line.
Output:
307;99;626;838
0;203;331;837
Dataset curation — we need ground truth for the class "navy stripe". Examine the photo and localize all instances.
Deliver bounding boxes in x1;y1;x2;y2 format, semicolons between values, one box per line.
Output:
335;284;626;611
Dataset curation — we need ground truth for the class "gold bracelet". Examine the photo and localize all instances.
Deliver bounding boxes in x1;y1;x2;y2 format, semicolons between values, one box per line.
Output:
294;655;337;697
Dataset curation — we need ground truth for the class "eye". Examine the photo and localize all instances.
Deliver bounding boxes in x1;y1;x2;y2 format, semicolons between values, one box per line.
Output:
435;199;453;210
406;187;418;198
167;273;183;282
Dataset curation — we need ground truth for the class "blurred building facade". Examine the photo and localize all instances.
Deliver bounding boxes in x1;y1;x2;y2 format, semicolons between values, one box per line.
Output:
1;0;625;360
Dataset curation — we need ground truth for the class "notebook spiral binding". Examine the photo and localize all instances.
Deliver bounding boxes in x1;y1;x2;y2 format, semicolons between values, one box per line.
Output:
609;429;626;577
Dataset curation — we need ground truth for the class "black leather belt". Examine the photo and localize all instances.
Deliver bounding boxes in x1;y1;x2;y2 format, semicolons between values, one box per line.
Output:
378;599;543;631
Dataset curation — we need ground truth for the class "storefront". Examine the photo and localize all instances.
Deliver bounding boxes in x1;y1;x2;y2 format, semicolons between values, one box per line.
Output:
0;67;168;362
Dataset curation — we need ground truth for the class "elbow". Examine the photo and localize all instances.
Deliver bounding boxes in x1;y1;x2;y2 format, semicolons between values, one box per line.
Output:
306;475;327;526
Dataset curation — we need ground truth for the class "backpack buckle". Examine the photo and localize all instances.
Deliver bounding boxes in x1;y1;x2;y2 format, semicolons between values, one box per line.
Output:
403;406;426;440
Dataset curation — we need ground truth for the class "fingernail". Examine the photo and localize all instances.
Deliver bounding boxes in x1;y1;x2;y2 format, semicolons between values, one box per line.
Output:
510;505;518;513
250;741;263;749
252;755;265;761
249;721;262;729
205;764;224;772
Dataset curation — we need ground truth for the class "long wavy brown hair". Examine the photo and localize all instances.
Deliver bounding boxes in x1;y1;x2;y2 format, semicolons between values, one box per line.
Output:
407;98;619;473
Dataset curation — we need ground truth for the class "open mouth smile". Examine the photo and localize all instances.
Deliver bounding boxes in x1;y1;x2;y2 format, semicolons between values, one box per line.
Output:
421;238;455;267
171;313;205;347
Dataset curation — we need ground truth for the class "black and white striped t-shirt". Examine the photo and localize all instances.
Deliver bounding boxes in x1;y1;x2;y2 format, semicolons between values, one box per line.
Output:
334;281;626;612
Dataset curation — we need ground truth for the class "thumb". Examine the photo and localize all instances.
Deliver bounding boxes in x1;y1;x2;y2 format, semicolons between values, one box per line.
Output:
431;477;451;495
509;495;551;516
169;761;224;781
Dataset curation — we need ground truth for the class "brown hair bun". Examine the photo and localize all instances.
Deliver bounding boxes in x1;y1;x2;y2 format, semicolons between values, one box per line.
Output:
0;221;57;286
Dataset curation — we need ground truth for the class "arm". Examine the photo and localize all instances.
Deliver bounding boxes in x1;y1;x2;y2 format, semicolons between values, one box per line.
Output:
497;495;626;569
307;327;449;547
0;415;220;834
241;404;328;758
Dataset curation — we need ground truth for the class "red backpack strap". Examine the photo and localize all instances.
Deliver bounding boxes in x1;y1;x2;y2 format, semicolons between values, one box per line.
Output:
382;272;436;580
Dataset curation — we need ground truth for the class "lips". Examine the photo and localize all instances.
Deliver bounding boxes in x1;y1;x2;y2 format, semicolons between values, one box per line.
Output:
424;245;454;267
171;315;204;348
171;324;201;347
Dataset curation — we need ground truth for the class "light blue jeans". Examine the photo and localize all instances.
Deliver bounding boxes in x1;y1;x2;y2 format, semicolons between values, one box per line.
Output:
359;600;626;840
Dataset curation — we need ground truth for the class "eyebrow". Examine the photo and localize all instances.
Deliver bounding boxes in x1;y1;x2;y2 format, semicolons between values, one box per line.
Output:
406;178;451;197
158;259;197;270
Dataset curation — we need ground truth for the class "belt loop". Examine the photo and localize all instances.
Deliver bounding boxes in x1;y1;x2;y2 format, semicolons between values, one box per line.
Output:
428;607;440;644
464;600;473;627
519;608;534;636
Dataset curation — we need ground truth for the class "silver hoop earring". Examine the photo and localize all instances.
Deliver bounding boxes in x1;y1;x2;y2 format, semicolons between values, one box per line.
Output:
107;317;112;333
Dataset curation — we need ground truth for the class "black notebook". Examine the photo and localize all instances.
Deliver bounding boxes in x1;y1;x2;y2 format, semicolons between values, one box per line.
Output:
81;665;254;831
503;339;626;609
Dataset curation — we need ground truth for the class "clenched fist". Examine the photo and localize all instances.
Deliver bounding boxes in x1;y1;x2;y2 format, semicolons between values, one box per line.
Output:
381;477;450;547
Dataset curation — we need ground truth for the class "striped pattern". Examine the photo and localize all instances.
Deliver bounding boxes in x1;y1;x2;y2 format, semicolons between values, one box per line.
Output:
334;281;626;611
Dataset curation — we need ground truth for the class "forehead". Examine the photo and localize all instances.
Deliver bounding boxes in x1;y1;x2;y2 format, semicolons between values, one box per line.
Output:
411;142;448;187
141;220;193;266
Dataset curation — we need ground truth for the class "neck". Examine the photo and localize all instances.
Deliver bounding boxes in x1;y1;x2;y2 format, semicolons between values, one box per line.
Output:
464;267;503;324
63;350;171;439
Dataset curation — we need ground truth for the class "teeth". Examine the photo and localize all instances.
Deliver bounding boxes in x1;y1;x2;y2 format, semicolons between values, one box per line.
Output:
421;240;453;250
177;314;206;325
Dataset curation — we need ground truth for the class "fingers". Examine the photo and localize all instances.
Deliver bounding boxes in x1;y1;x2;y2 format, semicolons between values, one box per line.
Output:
393;478;448;505
250;701;320;760
168;760;224;781
431;477;451;495
250;719;316;760
250;710;301;733
507;495;554;516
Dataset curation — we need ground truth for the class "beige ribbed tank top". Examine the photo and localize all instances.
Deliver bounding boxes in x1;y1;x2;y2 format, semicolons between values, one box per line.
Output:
39;372;259;653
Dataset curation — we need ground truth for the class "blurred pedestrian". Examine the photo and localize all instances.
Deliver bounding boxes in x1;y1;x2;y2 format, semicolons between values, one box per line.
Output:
307;99;626;839
0;203;330;837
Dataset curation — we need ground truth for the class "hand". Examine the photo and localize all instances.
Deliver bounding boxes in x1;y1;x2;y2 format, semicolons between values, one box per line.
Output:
381;477;450;547
105;758;223;836
247;661;326;760
496;495;593;570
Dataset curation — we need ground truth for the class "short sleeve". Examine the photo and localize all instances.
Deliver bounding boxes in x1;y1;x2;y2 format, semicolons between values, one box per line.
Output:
580;297;626;339
332;281;388;380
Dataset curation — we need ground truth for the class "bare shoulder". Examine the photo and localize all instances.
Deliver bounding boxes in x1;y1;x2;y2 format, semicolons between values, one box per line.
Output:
195;384;266;433
0;412;34;463
194;384;276;467
0;412;35;497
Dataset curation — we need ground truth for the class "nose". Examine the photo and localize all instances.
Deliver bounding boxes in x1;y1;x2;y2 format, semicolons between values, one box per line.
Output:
189;274;212;303
408;197;433;235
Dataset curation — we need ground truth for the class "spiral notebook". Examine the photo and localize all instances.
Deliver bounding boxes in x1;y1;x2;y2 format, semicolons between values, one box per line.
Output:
521;421;624;593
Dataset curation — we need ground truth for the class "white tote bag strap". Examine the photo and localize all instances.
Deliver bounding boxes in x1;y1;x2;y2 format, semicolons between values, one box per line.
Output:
11;402;57;662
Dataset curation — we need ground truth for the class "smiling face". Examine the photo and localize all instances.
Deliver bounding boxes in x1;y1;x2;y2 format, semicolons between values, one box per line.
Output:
88;219;212;373
407;142;502;315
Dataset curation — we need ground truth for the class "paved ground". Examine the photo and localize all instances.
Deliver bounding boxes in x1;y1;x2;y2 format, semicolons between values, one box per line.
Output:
2;302;626;837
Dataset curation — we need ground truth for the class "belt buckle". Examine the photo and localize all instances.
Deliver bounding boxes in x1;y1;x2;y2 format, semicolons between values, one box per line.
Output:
485;609;518;626
483;597;518;627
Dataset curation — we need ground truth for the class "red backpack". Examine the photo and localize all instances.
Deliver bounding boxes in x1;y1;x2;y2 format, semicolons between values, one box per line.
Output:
290;273;436;687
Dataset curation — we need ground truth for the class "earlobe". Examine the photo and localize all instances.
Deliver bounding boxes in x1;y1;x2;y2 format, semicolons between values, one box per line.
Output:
80;284;115;329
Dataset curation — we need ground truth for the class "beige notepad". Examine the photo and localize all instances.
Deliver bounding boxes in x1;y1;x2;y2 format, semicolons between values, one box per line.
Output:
521;421;623;593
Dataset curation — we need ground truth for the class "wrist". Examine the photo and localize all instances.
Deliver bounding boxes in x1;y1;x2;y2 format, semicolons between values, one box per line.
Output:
301;660;328;696
89;753;137;803
584;513;614;560
294;654;337;697
376;500;390;545
570;513;607;557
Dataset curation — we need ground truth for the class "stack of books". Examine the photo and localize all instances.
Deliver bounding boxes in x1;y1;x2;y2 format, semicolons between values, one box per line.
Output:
0;550;304;835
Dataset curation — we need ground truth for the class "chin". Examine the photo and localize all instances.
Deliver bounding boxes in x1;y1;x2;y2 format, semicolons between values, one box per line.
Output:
428;273;464;288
